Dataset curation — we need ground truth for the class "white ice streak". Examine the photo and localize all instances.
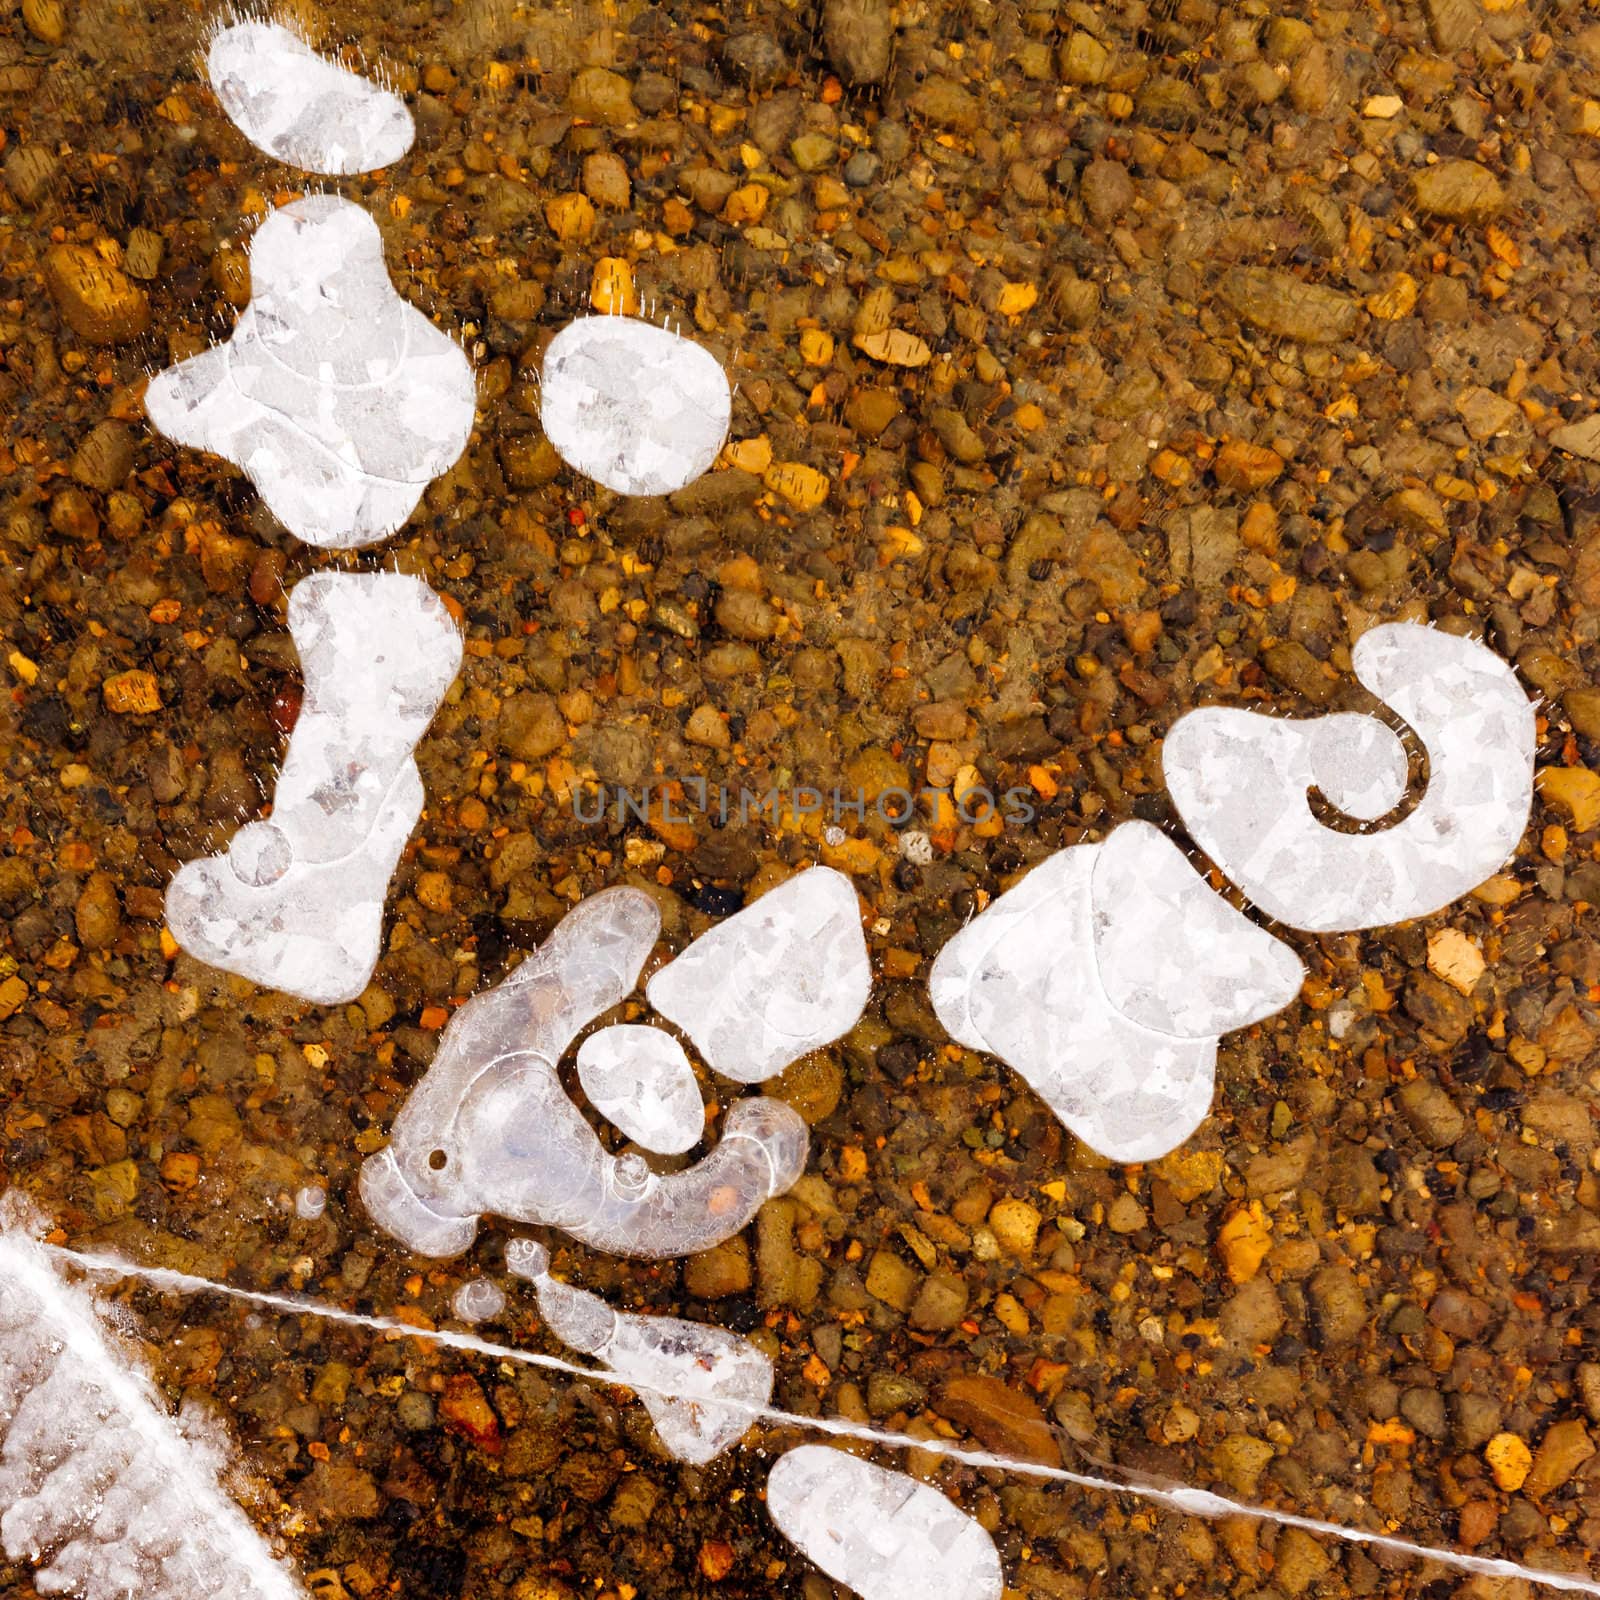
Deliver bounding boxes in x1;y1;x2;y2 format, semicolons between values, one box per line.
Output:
929;822;1304;1162
647;867;872;1083
165;572;461;1005
0;1208;303;1600
577;1025;706;1155
1164;623;1535;932
766;1446;1003;1600
207;21;413;175
145;196;475;549
507;1240;771;1463
539;316;732;496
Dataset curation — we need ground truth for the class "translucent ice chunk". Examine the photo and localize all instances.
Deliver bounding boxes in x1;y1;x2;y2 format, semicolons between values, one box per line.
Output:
928;823;1304;1162
1164;623;1535;932
165;572;461;1005
766;1446;1004;1600
577;1024;705;1155
539;316;732;496
207;21;414;175
450;1278;506;1324
360;889;808;1258
145;196;475;549
647;867;872;1083
508;1241;771;1463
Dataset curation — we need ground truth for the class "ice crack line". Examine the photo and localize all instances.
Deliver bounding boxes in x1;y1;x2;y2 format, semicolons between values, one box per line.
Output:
47;1243;1600;1597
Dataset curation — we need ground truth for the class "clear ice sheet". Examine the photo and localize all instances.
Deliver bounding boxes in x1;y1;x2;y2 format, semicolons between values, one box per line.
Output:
164;572;461;1006
646;866;872;1083
765;1445;1004;1600
1163;623;1535;932
508;1241;771;1464
577;1024;706;1155
539;316;732;496
360;889;809;1259
145;196;475;549
0;1207;303;1600
928;822;1304;1163
207;21;414;176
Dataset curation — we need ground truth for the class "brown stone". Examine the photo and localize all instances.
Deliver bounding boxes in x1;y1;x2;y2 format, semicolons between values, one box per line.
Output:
46;244;150;344
936;1375;1059;1466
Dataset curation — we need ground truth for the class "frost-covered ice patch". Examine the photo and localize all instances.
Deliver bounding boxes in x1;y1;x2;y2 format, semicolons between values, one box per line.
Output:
165;571;461;1005
647;866;872;1083
539;315;731;496
360;888;819;1259
766;1446;1003;1600
507;1240;769;1463
145;196;475;549
577;1024;705;1155
929;821;1304;1162
1164;622;1534;932
0;1205;304;1600
207;20;413;175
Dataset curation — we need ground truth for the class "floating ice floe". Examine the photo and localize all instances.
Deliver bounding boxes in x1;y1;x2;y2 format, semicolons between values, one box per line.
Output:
577;1024;705;1154
1164;622;1535;932
360;889;811;1258
507;1240;769;1463
0;1204;304;1600
145;196;475;549
207;20;413;176
929;821;1304;1162
539;315;732;496
766;1446;1004;1600
165;572;461;1006
647;867;872;1083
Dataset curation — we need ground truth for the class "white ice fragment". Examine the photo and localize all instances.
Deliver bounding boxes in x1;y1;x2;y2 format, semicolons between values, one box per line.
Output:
577;1024;705;1155
928;822;1304;1163
360;889;808;1258
539;316;731;496
0;1202;304;1600
647;867;871;1083
207;21;413;175
450;1278;506;1324
766;1446;1004;1600
508;1242;770;1463
165;572;461;1005
294;1186;325;1221
145;196;475;549
1164;623;1534;932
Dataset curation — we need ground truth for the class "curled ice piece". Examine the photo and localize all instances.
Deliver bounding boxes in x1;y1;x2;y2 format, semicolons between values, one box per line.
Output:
359;889;808;1258
928;822;1304;1162
508;1241;770;1463
145;196;475;549
165;572;461;1005
451;1278;506;1324
647;867;872;1083
577;1025;705;1155
539;316;732;496
1164;623;1535;932
766;1446;1004;1600
207;21;414;175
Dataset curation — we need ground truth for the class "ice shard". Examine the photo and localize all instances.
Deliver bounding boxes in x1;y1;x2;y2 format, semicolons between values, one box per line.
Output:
766;1446;1004;1600
164;572;461;1005
539;315;732;496
145;196;475;549
507;1240;770;1463
207;20;413;175
577;1024;706;1155
647;867;872;1083
1164;623;1534;931
928;822;1304;1162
